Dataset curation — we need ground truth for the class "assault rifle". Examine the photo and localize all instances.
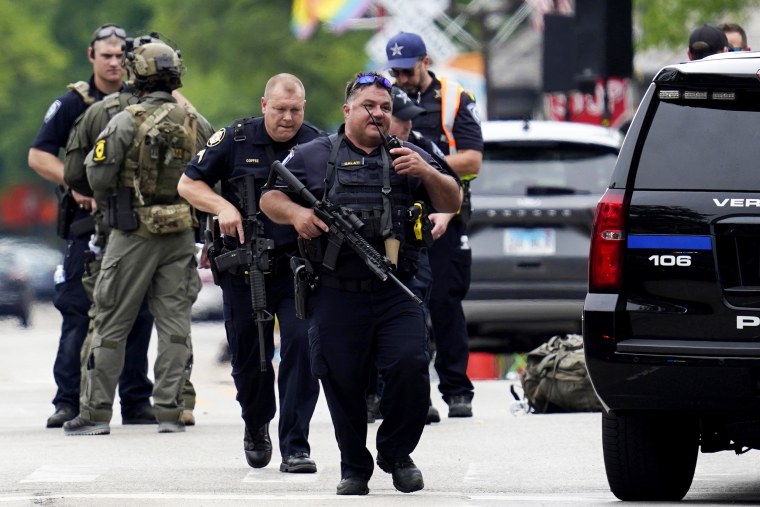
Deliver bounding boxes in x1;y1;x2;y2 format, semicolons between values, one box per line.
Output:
213;174;273;372
268;160;422;306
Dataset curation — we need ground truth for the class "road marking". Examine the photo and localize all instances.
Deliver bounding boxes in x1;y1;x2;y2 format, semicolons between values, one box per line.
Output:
20;465;102;482
242;470;320;483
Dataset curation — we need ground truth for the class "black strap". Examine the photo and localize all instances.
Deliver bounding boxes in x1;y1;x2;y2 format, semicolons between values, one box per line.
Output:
379;148;393;239
233;118;246;141
324;133;343;197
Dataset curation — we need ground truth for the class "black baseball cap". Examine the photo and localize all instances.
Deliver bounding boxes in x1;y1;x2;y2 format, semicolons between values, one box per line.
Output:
689;24;728;59
391;86;425;120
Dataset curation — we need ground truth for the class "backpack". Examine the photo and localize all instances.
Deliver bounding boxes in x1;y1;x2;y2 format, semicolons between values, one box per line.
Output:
519;334;602;413
121;102;198;234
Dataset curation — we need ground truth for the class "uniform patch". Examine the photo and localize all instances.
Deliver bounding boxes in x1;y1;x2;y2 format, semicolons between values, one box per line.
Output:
196;149;206;163
467;102;481;125
44;100;62;123
92;139;107;163
206;128;225;147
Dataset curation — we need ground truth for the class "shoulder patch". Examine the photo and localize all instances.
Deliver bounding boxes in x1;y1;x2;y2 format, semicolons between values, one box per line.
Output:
467;102;481;125
207;128;226;147
44;100;62;123
92;139;108;163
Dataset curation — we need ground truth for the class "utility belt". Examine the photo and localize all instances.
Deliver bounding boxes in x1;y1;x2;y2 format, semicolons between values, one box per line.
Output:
213;243;295;278
56;186;96;239
319;273;406;293
70;214;96;238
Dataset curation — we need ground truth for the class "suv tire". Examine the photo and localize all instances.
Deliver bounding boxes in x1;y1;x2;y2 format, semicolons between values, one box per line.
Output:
602;411;698;501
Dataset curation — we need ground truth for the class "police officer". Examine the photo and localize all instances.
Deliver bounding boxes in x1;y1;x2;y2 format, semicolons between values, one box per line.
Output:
386;31;484;419
260;72;462;495
64;40;214;435
28;23;154;428
366;86;459;424
177;73;321;472
63;33;197;427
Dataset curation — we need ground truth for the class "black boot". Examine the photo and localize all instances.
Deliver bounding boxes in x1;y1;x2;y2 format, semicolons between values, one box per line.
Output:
46;405;77;428
244;424;272;468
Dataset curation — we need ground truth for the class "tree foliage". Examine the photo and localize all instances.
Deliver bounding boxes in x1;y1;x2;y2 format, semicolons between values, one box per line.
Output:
2;0;370;187
634;0;760;49
4;0;760;188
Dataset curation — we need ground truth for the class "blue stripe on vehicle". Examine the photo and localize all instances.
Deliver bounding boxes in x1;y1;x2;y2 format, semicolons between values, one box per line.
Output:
627;235;712;250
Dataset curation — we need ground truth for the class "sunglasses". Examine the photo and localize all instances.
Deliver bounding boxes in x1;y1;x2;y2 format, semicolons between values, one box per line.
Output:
348;74;392;98
92;25;127;44
389;66;417;78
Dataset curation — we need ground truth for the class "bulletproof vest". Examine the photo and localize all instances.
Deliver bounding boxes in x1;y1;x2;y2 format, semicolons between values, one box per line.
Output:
101;91;136;121
121;102;198;206
67;81;95;106
325;135;413;245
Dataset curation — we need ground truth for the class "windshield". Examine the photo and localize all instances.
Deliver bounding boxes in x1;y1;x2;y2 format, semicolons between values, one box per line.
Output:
635;90;760;190
471;143;618;196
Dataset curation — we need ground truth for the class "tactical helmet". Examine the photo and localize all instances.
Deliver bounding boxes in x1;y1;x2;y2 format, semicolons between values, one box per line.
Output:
125;40;183;90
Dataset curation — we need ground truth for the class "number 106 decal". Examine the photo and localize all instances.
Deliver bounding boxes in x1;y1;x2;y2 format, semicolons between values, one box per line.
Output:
648;255;692;267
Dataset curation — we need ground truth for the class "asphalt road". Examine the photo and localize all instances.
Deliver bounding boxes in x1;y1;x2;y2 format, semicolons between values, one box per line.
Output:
2;303;760;506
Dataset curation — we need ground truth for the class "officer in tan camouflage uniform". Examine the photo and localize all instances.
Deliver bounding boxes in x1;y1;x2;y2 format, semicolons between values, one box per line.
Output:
64;40;214;435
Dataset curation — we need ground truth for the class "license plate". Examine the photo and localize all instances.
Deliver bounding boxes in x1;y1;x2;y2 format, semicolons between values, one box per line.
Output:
503;228;556;256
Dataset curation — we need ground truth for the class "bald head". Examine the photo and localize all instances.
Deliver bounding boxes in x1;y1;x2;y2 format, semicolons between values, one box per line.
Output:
264;73;305;100
261;73;307;142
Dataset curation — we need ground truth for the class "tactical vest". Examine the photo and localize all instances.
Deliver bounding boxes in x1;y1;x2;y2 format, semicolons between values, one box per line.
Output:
315;134;419;278
120;102;198;206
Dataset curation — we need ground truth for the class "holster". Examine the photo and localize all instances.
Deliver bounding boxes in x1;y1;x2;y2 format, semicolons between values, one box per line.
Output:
56;186;76;239
407;201;434;248
459;180;472;226
291;256;315;320
107;187;139;232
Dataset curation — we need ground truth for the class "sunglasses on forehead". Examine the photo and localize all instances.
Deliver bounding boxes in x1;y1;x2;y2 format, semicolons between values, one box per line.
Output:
348;74;392;98
91;25;127;44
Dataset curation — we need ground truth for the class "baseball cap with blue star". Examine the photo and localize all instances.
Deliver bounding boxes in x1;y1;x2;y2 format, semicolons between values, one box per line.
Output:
386;32;427;69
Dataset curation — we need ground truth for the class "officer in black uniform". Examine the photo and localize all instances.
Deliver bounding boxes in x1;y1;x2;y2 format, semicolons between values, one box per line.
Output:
178;73;321;472
386;32;484;418
260;72;462;496
28;23;153;428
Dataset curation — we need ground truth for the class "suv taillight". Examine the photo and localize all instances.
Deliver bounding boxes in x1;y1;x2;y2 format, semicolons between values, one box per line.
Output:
589;189;626;292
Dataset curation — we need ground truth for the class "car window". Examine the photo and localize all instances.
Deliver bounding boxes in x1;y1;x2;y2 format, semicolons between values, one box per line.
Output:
635;92;760;190
473;143;618;195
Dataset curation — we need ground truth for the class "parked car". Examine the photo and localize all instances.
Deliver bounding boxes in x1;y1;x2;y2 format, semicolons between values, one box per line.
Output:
584;51;760;501
464;119;623;352
0;237;63;301
0;257;33;327
192;266;223;321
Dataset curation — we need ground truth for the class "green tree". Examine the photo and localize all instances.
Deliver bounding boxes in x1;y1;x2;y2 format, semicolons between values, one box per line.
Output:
148;0;371;131
635;0;760;49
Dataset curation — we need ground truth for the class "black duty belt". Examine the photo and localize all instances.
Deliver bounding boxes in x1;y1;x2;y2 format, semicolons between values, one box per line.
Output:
319;274;387;293
70;215;96;237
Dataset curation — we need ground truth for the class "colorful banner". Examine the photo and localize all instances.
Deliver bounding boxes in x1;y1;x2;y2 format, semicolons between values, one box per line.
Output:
291;0;374;40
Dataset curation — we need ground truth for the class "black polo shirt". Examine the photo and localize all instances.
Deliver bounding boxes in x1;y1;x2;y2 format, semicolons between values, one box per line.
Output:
184;116;323;247
31;75;115;155
407;71;484;156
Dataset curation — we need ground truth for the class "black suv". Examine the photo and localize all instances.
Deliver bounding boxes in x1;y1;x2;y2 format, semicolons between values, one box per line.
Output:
584;51;760;501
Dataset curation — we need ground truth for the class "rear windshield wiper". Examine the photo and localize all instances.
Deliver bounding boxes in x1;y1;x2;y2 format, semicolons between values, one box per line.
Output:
526;185;591;196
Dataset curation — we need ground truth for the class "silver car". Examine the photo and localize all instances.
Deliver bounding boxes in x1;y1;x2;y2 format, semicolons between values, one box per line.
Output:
464;119;623;352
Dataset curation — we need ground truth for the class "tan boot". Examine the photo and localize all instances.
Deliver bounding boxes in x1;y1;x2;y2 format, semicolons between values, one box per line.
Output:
180;409;195;426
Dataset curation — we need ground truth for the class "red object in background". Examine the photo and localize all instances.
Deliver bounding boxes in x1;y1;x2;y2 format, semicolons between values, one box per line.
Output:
545;77;633;129
0;184;57;229
466;352;500;380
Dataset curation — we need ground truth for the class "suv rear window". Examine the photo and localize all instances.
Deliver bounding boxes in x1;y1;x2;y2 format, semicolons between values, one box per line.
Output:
635;90;760;190
475;143;618;196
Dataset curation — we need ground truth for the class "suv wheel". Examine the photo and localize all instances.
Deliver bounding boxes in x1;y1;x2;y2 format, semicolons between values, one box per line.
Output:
602;411;698;501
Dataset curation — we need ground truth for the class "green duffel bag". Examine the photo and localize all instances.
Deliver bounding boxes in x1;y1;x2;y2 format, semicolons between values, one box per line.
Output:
520;334;602;413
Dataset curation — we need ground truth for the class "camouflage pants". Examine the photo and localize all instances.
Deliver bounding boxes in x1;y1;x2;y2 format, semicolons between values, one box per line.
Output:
80;228;200;423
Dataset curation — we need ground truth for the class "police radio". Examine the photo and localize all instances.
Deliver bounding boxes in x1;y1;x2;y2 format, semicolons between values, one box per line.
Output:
363;105;402;158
